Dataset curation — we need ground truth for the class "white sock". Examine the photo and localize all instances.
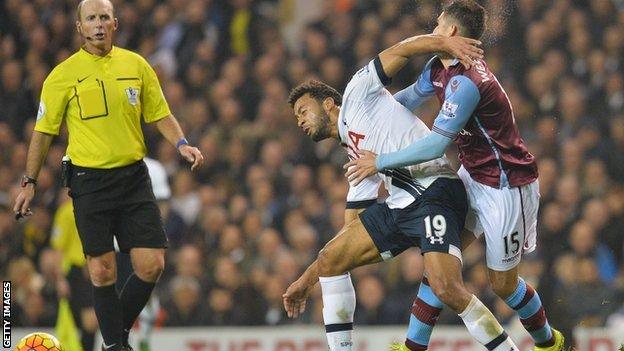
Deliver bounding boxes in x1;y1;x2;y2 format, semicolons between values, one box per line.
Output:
459;295;519;351
319;273;356;351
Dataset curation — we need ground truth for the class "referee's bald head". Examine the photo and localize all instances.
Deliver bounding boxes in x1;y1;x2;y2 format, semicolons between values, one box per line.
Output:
76;0;115;22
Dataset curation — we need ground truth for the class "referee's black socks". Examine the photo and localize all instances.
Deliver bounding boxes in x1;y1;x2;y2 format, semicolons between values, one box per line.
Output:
119;273;156;345
93;284;123;351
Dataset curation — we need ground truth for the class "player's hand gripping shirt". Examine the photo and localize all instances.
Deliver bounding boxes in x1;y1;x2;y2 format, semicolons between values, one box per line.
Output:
341;59;456;209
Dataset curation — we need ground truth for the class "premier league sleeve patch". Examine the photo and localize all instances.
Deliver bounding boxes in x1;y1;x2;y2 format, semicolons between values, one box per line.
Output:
36;101;46;121
441;100;458;118
125;87;140;106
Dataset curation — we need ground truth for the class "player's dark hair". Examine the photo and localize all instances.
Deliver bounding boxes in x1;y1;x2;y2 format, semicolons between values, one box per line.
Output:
443;0;487;40
288;80;342;108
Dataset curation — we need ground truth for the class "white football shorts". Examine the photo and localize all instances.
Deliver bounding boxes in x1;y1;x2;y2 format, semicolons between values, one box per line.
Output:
459;166;540;271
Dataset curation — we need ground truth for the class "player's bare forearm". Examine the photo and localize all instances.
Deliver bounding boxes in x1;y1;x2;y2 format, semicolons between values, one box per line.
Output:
154;114;185;147
297;208;364;287
379;35;444;77
288;208;366;292
284;259;318;318
25;131;54;179
299;259;320;288
379;34;483;76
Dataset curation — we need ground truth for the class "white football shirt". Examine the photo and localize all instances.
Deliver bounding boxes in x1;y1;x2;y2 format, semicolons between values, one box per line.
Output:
340;59;457;209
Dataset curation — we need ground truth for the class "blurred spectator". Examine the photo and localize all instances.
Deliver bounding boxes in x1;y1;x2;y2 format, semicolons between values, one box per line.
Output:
553;258;617;333
567;220;618;283
260;276;290;325
0;60;35;135
354;274;402;325
167;244;209;295
162;276;205;326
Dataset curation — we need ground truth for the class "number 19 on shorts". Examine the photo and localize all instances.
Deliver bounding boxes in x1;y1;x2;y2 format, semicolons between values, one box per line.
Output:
425;215;446;245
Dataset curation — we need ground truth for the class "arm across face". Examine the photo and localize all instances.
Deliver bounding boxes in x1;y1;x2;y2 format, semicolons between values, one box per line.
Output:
377;34;483;79
393;57;437;111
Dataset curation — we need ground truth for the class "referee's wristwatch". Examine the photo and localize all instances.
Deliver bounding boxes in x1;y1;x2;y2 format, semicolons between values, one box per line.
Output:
21;175;37;188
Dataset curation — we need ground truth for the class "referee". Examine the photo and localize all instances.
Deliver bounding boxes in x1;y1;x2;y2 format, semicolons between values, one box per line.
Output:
13;0;204;350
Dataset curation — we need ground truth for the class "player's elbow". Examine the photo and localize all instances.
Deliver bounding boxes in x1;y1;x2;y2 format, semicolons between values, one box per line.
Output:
426;133;452;160
429;144;447;160
433;148;446;159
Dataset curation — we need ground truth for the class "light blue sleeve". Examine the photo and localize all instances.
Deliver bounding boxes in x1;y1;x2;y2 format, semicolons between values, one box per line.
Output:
376;75;481;171
376;132;451;170
393;57;436;111
431;75;480;139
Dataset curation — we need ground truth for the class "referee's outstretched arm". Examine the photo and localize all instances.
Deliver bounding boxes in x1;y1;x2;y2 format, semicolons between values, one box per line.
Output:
13;130;54;217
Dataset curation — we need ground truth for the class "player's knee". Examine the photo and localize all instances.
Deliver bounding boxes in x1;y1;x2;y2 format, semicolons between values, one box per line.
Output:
137;264;163;283
429;279;453;303
490;277;518;299
317;247;343;277
88;261;116;286
429;278;467;311
317;248;333;276
136;254;165;282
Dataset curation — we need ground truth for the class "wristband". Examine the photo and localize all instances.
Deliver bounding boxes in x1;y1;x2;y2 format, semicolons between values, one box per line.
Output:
176;138;189;149
21;175;37;187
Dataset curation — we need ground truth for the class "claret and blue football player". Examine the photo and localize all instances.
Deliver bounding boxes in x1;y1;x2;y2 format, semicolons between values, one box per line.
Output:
283;22;523;351
346;1;564;350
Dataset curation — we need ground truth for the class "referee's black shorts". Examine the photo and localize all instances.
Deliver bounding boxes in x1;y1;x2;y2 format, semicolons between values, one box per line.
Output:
69;160;168;256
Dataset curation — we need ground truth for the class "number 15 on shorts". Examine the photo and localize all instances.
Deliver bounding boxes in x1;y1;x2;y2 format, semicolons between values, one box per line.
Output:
425;215;447;245
503;232;520;257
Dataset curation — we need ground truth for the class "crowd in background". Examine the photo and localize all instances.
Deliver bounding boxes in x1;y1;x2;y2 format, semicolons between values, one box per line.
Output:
1;0;624;339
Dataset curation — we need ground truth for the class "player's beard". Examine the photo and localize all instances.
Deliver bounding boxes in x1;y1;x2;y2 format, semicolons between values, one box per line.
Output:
311;111;333;142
